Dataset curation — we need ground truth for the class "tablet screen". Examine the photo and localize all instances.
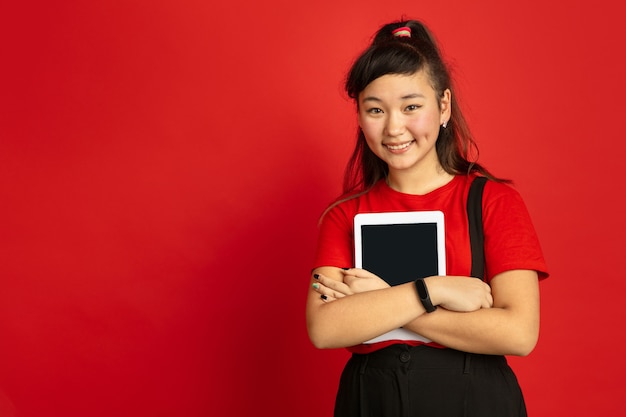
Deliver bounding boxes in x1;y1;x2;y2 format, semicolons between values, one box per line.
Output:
359;222;440;286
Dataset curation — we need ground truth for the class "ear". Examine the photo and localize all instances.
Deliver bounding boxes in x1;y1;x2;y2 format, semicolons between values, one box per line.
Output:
440;89;452;125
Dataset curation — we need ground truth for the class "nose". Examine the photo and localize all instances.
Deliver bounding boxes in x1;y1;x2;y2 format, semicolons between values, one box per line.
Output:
384;112;405;137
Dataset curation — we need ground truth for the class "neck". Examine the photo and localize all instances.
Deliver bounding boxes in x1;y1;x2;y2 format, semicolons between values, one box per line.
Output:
386;164;454;195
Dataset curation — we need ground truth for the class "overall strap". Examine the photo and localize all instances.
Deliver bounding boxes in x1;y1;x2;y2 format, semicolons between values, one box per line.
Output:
467;176;488;281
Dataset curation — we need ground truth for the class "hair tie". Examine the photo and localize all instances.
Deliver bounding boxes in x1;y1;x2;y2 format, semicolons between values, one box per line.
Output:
392;26;411;38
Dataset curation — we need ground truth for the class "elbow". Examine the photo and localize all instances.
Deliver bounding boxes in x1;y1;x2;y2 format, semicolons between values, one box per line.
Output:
307;323;324;349
307;322;336;350
306;304;346;349
507;329;539;357
510;341;536;357
498;306;540;356
308;334;333;350
309;336;333;350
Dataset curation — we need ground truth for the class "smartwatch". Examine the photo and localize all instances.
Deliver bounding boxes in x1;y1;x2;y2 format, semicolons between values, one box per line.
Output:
414;278;437;313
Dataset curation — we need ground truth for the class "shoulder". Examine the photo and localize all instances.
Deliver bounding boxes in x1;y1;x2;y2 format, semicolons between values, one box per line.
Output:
462;175;523;210
320;181;387;223
482;179;525;208
480;179;538;235
483;178;520;196
477;178;537;232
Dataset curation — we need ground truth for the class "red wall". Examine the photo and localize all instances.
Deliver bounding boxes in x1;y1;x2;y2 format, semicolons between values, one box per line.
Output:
1;1;624;416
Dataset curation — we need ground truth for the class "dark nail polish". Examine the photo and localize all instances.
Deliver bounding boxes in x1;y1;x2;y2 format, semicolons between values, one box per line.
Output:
313;274;320;279
320;294;327;300
342;267;350;270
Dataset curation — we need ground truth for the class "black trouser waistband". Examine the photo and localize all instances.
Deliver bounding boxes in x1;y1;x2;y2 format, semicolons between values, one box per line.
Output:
352;344;507;374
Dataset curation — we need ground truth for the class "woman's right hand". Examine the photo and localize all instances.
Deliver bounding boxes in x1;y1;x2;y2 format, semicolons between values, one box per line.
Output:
311;268;390;302
340;268;390;294
425;276;493;312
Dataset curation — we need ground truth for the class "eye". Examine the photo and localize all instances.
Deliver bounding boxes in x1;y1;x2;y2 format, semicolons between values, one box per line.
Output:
405;104;422;111
366;108;383;115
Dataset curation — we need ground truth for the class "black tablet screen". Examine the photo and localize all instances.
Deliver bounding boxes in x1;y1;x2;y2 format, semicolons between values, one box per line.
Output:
360;223;440;286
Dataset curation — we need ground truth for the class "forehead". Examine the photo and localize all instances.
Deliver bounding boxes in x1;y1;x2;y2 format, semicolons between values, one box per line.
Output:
359;71;436;102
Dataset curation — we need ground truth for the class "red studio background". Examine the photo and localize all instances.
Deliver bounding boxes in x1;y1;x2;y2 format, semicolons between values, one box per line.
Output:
0;1;624;416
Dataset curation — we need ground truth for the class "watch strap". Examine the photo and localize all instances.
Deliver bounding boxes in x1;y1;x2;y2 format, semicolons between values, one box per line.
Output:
414;278;437;313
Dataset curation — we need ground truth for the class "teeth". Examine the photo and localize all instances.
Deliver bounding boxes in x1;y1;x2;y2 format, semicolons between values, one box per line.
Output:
386;141;412;150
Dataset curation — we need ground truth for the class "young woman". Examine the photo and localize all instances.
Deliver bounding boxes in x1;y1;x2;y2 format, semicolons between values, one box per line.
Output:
306;19;548;417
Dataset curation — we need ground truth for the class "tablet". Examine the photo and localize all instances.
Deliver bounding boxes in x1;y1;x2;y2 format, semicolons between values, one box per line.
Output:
354;210;446;344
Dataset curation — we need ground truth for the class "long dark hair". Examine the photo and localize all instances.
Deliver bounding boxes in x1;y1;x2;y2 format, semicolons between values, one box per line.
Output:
341;19;507;197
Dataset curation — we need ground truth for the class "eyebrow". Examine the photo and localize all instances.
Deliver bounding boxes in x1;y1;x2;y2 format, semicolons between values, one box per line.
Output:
361;93;426;103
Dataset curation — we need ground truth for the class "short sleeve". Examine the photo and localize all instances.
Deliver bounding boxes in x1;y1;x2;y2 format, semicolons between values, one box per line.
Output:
312;204;354;271
482;182;549;281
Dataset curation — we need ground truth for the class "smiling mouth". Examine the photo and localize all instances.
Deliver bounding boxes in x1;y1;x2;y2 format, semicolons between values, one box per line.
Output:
385;140;415;151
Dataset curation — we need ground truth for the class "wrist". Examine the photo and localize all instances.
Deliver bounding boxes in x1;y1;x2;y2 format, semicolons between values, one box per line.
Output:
422;276;441;306
414;278;437;313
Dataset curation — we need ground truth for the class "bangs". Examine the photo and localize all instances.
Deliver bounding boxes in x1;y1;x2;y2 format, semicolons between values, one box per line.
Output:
346;42;425;99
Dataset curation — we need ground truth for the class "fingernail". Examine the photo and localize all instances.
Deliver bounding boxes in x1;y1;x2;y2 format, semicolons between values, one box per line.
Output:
320;294;327;300
342;267;350;270
312;283;320;289
313;274;320;279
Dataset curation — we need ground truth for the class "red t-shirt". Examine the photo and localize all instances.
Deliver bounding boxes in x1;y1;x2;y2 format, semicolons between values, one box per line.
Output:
312;175;549;353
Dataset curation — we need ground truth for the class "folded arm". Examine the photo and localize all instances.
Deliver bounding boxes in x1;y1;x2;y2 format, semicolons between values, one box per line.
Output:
305;266;425;349
305;267;493;349
404;269;540;356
